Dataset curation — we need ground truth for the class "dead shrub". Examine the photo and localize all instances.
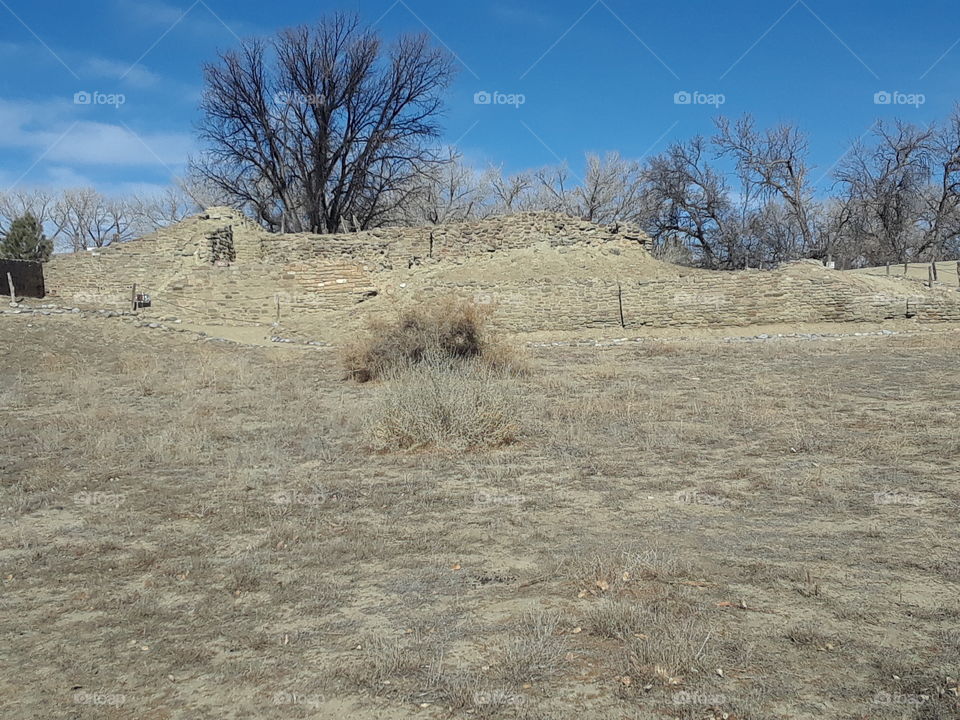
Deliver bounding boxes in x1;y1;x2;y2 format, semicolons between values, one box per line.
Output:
342;299;524;382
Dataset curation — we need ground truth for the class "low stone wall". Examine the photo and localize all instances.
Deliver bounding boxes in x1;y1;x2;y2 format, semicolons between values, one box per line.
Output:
44;246;186;309
621;271;960;327
353;264;960;332
45;207;264;309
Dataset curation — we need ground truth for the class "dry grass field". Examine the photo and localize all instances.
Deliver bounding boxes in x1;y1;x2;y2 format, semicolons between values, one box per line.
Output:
2;313;960;719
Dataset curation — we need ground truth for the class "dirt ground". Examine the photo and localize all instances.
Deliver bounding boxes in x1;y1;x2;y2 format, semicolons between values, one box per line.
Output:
2;314;959;719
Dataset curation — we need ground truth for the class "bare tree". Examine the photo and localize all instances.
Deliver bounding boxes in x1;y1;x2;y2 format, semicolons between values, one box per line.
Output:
528;164;578;215
917;105;960;261
572;152;645;224
489;170;536;213
396;148;493;225
834;120;934;263
641;137;733;266
0;189;58;236
714;115;818;256
743;200;810;266
129;186;199;231
194;12;456;234
52;189;139;251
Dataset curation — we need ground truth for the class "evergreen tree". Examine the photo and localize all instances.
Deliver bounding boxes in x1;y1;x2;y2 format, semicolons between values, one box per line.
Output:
0;213;52;262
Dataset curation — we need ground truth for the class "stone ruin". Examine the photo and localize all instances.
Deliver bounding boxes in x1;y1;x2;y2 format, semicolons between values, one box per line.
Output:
204;227;236;266
41;207;960;339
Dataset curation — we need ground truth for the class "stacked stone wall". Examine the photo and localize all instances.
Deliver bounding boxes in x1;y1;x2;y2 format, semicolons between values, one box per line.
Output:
259;213;646;268
362;266;960;332
42;208;960;333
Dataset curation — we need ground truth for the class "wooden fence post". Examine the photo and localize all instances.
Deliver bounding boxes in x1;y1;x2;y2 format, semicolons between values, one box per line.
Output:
932;262;939;282
131;283;137;313
928;265;934;288
7;272;16;306
885;262;890;276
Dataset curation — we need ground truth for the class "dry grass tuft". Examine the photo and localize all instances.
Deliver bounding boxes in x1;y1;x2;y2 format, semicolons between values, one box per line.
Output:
342;299;525;382
496;611;567;685
366;353;523;451
620;605;716;686
351;300;527;451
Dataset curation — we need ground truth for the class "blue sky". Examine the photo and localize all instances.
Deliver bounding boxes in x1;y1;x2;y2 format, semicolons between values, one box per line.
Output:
1;0;959;196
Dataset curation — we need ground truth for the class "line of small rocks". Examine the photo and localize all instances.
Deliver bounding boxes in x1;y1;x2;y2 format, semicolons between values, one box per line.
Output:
4;304;945;349
2;304;130;318
4;303;335;347
528;328;909;348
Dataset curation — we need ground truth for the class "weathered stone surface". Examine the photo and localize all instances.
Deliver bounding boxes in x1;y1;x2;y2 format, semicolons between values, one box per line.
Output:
42;207;960;336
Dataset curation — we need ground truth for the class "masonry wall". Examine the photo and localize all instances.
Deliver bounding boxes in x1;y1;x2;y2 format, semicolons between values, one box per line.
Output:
158;261;377;324
259;213;648;268
44;207;267;310
360;266;960;332
43;207;960;334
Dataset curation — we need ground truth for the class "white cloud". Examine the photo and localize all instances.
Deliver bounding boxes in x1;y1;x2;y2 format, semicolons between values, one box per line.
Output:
0;40;167;91
490;4;554;29
0;98;194;172
115;0;248;38
82;58;162;88
51;123;193;167
117;0;187;27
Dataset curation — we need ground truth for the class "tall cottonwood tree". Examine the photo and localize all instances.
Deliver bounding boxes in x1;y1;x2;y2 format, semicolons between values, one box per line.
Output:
194;13;456;234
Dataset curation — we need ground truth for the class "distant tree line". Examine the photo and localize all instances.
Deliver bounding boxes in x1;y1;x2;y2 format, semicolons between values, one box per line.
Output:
367;108;960;270
8;12;960;270
0;186;201;257
189;11;960;269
